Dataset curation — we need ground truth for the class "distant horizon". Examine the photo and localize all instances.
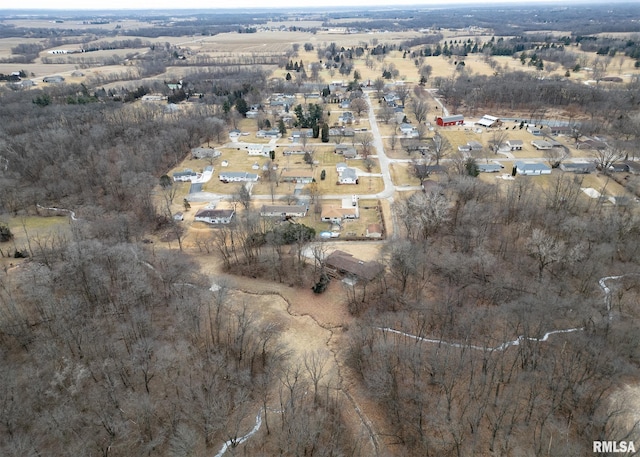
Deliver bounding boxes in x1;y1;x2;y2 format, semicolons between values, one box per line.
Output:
0;0;634;12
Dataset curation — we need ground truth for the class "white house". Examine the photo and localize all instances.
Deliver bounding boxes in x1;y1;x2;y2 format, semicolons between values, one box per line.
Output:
247;144;273;157
336;162;348;173
338;168;358;184
173;170;198;182
506;139;523;150
515;161;552;176
219;171;259;182
526;125;542;135
531;140;553;150
400;123;419;138
229;129;241;140
194;209;235;224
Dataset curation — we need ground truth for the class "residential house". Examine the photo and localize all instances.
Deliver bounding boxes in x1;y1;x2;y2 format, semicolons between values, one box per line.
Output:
260;205;308;218
549;125;573;136
321;206;358;223
325;250;385;281
229;129;241;140
191;147;221;159
219;171;259;182
335;144;358;158
365;224;383;238
531;140;553;150
559;162;596;174
458;140;484;152
194;209;235;224
338;168;358;184
400;123;419;138
280;169;314;184
283;147;306;156
247;144;274;157
336;162;348;173
506;139;523;150
526;125;542;135
515;161;552;176
173;169;198;182
338;111;354;124
477;163;503;173
43;75;65;83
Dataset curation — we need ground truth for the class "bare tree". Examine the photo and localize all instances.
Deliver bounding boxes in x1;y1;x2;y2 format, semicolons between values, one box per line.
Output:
350;98;368;118
489;129;509;154
543;146;571;168
592;141;626;172
431;132;452;165
395;85;410;107
410;99;429;125
359;132;374;158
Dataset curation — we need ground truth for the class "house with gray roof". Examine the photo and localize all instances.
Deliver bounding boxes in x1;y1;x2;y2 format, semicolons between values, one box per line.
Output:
515;161;552;176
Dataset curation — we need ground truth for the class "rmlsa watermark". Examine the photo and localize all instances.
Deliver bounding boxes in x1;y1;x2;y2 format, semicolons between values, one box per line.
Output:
593;441;636;453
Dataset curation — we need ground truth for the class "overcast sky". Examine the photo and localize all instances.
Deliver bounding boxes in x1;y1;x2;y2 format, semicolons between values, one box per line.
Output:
0;0;589;11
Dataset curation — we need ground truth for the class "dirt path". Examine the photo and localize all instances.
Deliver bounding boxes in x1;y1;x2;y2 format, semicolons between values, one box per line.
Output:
194;256;387;456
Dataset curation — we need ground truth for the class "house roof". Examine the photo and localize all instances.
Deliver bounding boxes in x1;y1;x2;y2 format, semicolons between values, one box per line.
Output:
219;171;258;180
515;161;551;172
281;169;314;179
325;250;384;281
506;139;523;146
477;164;503;172
195;209;235;219
340;168;358;180
336;162;347;169
439;114;464;122
321;206;357;220
477;115;501;127
260;205;307;215
532;140;553;148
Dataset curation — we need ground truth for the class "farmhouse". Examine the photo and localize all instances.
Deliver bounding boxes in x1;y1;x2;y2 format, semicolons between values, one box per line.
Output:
219;171;259;182
338;168;359;185
260;205;308;218
247;144;274;157
476;115;502;128
506;139;523;150
173;169;197;182
436;114;464;127
280;169;314;184
515;161;552;176
325;250;385;281
531;140;553;150
194;209;235;225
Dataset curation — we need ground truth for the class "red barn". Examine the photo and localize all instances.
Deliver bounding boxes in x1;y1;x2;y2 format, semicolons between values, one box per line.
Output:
437;114;464;126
